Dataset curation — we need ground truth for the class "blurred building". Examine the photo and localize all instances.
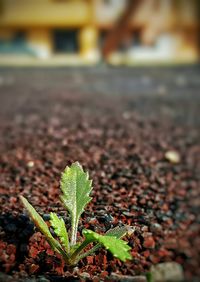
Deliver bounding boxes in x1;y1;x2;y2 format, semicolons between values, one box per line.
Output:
0;0;199;66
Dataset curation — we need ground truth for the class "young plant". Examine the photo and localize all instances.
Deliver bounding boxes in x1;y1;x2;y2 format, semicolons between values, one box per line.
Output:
20;162;132;266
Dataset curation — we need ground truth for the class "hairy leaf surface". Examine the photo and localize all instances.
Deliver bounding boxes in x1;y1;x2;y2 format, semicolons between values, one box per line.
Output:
50;212;69;253
83;229;132;262
60;162;92;245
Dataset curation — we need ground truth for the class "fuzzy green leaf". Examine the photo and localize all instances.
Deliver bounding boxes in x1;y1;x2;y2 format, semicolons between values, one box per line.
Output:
50;212;70;253
20;196;66;258
80;225;133;259
83;229;132;262
60;162;92;245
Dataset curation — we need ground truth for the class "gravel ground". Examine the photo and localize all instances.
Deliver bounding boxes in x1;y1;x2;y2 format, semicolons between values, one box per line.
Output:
0;66;200;281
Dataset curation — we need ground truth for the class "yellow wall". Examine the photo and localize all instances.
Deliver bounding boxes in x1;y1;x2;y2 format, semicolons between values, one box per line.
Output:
0;0;198;63
0;0;92;28
0;0;198;29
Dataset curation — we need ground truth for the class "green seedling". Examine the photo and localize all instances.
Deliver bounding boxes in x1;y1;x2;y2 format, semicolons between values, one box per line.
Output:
20;162;132;266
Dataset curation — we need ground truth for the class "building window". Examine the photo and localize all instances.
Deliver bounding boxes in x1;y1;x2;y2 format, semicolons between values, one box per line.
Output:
53;29;78;53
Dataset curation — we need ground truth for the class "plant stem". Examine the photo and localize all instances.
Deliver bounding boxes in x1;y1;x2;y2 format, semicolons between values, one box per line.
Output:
49;241;70;264
70;239;92;264
71;217;78;246
57;246;70;264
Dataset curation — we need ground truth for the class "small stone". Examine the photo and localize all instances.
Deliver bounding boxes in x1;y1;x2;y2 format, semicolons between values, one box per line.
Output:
143;237;155;249
27;161;35;168
9;197;17;204
102;214;114;223
143;250;150;258
86;256;94;264
150;223;162;234
29;246;39;258
72;267;79;274
110;273;147;281
162;203;169;211
150;262;184;281
165;151;181;164
80;272;90;279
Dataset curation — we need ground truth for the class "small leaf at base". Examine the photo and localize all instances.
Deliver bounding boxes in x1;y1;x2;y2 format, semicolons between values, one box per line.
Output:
83;229;132;262
50;212;70;253
80;225;133;258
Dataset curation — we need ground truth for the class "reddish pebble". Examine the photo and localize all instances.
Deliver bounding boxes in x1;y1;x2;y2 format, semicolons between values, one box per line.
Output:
143;250;150;258
87;256;94;264
9;197;17;204
143;237;156;249
162;203;169;211
29;246;39;258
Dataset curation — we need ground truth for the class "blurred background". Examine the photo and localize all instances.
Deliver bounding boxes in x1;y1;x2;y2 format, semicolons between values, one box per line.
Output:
0;0;199;66
0;2;200;280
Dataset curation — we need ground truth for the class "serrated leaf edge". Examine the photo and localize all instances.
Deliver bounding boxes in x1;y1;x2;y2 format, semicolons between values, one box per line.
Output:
83;229;132;262
50;212;70;253
60;162;92;245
